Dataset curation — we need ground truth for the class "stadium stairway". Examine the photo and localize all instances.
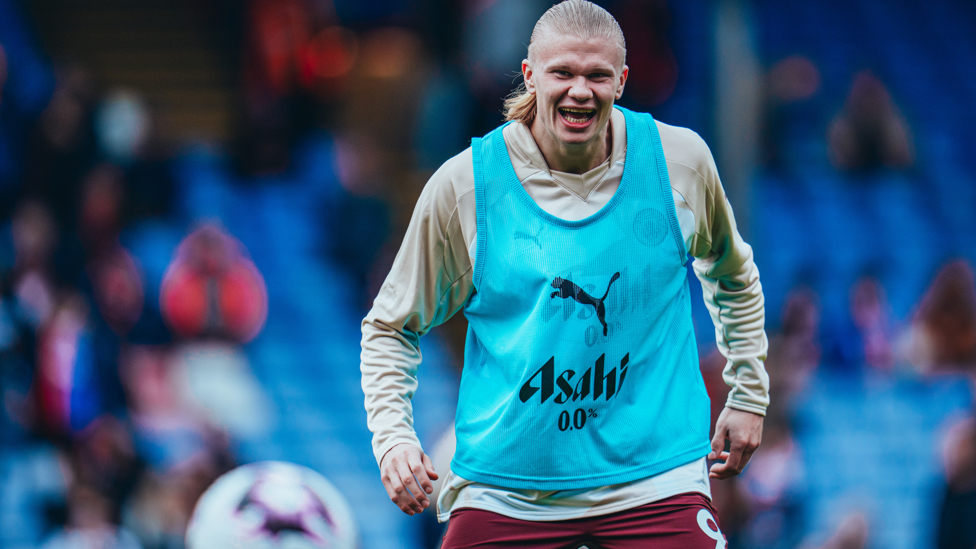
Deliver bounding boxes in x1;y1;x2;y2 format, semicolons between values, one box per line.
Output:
27;0;236;145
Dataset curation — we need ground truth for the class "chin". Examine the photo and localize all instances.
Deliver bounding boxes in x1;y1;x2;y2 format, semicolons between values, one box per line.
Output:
557;133;595;146
554;125;599;145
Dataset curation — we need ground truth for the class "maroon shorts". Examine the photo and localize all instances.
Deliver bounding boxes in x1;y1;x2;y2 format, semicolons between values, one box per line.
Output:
440;492;727;549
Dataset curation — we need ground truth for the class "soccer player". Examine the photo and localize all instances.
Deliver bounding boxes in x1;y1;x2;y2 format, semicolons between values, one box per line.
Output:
360;1;769;546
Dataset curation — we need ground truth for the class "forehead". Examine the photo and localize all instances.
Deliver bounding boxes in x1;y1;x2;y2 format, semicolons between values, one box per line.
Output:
530;33;624;71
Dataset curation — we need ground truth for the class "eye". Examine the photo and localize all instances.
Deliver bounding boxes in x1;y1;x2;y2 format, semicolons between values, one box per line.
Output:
553;70;573;78
589;72;611;81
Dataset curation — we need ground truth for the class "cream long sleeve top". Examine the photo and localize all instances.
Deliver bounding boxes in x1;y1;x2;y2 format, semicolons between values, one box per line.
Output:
360;109;769;516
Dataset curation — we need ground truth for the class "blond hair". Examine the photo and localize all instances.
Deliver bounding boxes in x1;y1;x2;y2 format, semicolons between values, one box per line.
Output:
503;0;626;125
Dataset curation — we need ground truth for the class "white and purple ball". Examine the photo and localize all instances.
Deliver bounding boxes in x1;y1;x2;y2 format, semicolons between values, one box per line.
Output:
186;461;358;549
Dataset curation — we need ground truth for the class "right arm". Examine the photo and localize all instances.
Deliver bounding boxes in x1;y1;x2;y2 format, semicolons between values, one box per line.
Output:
360;150;474;514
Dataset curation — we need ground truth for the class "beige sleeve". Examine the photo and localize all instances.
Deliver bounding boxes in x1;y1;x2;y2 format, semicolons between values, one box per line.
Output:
660;123;770;416
360;149;475;466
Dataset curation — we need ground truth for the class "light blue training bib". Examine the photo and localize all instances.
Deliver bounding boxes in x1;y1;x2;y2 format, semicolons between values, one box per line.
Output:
452;107;712;490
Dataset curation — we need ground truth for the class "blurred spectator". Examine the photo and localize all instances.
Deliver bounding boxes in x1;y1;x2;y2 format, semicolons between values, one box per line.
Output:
760;55;821;169
73;164;145;335
849;277;894;371
768;287;822;398
243;0;312;101
69;417;141;519
738;420;804;549
169;342;275;439
94;92;151;168
41;482;142;549
92;90;177;226
160;224;267;344
118;346;236;549
908;260;976;373
27;173;134;439
32;293;102;439
158;225;273;440
0;293;33;441
939;415;976;549
813;513;869;549
605;0;678;107
22;64;98;232
926;261;976;548
826;276;895;373
124;462;224;549
239;0;356;176
827;70;914;172
10;201;58;328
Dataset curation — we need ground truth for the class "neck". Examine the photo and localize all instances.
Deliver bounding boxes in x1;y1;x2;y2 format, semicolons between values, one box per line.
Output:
529;118;612;174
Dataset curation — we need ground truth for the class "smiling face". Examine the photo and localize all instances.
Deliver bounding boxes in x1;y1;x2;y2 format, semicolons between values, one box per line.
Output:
523;32;628;172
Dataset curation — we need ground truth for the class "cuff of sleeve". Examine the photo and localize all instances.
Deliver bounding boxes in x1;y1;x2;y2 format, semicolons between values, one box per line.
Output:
375;435;424;467
725;398;767;417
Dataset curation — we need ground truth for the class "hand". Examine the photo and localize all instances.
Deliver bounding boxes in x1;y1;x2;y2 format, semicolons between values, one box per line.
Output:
380;443;439;515
708;407;764;479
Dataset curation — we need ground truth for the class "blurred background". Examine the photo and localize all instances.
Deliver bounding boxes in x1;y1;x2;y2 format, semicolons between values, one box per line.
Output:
0;0;974;547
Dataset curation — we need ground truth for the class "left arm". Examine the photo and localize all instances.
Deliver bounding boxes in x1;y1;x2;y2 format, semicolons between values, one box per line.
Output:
691;193;767;478
665;126;769;478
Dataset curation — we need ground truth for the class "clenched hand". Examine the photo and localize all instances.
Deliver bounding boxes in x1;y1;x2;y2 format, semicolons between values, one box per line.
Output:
380;443;439;515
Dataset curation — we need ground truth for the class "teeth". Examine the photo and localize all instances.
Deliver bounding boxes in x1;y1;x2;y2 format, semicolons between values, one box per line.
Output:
559;107;594;124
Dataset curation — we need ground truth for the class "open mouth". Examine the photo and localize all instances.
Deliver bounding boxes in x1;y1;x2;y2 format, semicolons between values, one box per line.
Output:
558;107;596;125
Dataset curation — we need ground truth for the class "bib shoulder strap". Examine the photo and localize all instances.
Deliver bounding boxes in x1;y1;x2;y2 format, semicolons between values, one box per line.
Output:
470;123;510;289
618;107;688;263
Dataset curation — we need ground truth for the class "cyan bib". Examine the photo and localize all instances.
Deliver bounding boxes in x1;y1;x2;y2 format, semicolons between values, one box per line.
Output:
452;107;711;490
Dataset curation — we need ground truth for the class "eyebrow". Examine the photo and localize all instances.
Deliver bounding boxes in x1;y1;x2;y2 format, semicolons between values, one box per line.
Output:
547;62;616;73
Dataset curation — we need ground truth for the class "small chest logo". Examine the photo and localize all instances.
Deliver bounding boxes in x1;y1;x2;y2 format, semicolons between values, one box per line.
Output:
550;272;620;336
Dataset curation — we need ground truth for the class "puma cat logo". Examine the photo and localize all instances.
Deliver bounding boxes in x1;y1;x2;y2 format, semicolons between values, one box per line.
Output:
514;226;544;249
550;272;621;336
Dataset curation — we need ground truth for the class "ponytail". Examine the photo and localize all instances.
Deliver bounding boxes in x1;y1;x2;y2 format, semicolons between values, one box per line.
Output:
503;82;537;125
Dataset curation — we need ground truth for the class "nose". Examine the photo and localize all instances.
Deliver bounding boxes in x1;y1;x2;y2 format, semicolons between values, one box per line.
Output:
567;76;593;102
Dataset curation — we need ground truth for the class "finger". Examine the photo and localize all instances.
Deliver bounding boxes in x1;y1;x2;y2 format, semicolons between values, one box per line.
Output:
396;459;428;512
708;453;735;479
738;442;760;470
709;461;737;479
709;426;726;460
380;471;399;502
408;454;434;497
383;469;417;515
723;439;746;473
422;452;439;481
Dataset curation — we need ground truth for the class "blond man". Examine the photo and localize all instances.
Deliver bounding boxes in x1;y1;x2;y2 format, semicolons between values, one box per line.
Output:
361;1;768;546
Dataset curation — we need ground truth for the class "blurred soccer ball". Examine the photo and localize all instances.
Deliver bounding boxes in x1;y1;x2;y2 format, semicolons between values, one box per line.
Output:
186;461;358;549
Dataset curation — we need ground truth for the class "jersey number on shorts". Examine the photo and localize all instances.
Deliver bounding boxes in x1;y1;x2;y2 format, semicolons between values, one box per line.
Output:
696;509;726;549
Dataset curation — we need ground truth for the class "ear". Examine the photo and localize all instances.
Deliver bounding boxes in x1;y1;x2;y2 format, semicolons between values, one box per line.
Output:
522;59;536;94
615;65;629;100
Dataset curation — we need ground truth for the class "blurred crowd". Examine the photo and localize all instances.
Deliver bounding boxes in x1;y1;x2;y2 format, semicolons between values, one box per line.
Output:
0;0;278;546
1;0;975;548
703;261;976;549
